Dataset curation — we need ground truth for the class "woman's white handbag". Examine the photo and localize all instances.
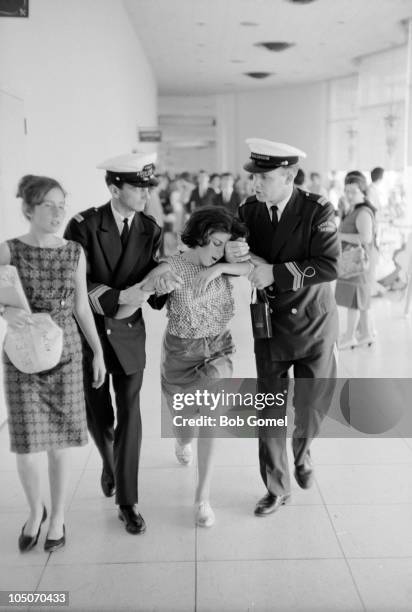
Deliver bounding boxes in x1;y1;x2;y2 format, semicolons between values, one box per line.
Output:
0;265;63;374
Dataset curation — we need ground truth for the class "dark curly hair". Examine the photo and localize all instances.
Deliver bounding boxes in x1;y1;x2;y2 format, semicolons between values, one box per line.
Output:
181;206;248;248
16;175;65;220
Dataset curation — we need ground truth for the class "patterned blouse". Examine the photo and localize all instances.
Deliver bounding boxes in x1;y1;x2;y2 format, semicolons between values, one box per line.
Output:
165;254;234;338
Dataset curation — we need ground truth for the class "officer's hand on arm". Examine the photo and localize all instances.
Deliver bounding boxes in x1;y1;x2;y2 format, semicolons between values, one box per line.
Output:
152;271;183;295
249;264;275;290
118;284;152;307
250;253;269;266
224;237;250;263
140;270;183;295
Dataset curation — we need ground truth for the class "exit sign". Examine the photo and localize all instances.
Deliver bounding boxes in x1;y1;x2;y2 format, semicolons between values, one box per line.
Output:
138;128;162;142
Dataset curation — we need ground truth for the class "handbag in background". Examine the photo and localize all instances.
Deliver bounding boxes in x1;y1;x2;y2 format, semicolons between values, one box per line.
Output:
338;241;369;279
250;288;272;339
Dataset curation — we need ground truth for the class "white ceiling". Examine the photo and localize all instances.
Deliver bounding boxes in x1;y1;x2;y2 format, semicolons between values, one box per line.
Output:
124;0;412;95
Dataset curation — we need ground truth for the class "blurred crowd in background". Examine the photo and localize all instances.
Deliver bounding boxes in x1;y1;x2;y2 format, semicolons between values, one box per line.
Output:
145;166;411;315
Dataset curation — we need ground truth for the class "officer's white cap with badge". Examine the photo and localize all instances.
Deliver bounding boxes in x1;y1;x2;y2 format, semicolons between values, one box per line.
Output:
244;138;306;173
97;152;158;187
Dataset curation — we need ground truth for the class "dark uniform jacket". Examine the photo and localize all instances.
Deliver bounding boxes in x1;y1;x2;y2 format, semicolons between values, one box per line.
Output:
239;188;340;361
64;202;162;374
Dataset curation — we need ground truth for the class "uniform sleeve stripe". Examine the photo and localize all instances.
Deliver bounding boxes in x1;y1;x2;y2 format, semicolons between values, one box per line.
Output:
88;284;110;315
291;262;304;290
285;261;303;290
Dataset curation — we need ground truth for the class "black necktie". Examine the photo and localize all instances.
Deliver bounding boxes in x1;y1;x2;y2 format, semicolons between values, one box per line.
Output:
120;217;129;249
270;205;279;232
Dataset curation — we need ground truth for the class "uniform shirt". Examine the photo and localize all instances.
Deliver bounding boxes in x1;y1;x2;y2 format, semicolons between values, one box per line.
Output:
265;193;291;222
165;254;234;338
110;202;135;235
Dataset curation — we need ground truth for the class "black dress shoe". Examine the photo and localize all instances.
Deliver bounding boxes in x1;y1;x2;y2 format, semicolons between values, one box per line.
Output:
294;464;314;489
18;506;47;553
101;468;115;497
254;493;290;517
118;505;146;535
44;525;66;553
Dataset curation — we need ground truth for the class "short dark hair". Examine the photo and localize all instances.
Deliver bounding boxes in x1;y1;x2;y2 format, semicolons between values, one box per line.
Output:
345;170;365;182
345;174;368;196
181;206;247;248
16;174;65;220
371;167;384;182
294;168;306;186
210;173;221;181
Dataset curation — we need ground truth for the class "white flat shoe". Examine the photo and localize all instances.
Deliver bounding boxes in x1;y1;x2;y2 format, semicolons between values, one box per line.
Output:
338;336;358;350
357;334;375;347
195;501;215;528
174;440;193;466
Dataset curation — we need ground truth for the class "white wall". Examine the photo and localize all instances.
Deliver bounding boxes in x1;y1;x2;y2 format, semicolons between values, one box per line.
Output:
0;0;157;424
0;0;158;233
159;81;329;178
224;82;329;178
160;145;217;176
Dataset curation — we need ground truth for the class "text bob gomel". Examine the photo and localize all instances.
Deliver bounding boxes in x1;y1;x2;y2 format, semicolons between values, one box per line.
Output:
173;415;288;428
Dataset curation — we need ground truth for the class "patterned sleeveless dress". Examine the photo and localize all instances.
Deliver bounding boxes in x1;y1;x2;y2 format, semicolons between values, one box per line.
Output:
3;239;87;453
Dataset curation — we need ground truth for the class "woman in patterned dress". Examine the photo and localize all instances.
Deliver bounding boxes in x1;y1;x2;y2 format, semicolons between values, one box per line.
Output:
141;207;250;527
335;173;377;349
0;175;105;552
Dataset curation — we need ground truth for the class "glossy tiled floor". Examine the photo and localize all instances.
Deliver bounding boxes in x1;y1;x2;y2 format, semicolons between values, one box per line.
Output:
0;278;411;611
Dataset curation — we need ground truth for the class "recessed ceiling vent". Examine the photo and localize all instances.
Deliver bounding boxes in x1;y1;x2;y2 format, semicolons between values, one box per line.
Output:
255;41;295;52
244;72;273;79
286;0;317;4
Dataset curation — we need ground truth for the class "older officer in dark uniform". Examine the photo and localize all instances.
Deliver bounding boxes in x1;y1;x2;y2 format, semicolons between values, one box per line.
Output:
64;153;179;535
226;139;340;517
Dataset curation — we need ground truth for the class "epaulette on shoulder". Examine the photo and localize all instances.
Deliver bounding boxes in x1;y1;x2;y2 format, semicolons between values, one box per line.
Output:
304;192;330;207
73;207;98;223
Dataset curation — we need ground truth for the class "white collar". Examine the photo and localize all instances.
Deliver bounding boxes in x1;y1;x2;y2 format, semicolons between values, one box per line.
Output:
265;191;292;218
110;202;136;232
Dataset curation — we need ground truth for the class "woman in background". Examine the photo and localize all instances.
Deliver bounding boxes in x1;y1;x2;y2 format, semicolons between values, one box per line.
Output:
335;173;377;349
0;175;105;552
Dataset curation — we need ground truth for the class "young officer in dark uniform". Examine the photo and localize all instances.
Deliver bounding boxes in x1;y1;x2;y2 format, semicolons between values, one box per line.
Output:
226;139;340;517
64;153;179;535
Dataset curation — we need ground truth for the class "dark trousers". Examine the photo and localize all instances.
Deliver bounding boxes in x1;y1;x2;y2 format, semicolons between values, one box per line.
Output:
83;350;144;506
255;343;337;496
